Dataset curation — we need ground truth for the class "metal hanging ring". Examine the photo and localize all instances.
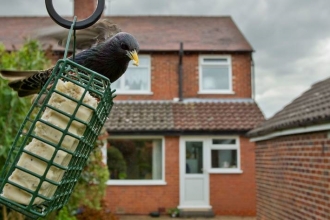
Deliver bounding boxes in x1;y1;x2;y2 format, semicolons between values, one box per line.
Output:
45;0;105;29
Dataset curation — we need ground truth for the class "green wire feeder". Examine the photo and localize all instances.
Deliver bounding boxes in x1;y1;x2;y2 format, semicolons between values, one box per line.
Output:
0;17;115;219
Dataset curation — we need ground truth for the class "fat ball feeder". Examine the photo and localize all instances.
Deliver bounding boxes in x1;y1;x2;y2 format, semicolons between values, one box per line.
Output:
0;0;114;218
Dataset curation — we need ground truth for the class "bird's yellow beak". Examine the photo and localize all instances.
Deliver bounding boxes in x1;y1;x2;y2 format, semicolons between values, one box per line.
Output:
127;50;139;66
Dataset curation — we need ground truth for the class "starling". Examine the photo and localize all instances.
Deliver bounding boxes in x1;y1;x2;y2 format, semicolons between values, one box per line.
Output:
0;19;139;97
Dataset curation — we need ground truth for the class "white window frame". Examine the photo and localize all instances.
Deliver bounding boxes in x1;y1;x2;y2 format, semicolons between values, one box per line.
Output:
112;55;153;95
106;136;166;185
207;136;242;174
198;55;233;94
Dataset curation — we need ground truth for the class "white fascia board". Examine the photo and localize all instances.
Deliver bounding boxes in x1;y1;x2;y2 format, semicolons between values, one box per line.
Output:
250;123;330;142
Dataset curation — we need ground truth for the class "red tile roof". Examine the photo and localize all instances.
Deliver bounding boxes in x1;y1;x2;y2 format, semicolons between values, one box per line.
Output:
248;77;330;137
106;100;264;134
0;16;253;52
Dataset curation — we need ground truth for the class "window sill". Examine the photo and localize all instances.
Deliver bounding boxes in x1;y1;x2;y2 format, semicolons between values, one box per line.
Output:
198;91;235;95
208;169;243;174
106;180;167;186
114;91;153;95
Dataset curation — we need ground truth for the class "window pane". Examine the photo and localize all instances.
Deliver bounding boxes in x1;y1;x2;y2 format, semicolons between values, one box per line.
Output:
130;56;149;66
111;78;120;89
212;139;236;145
186;141;203;174
124;67;149;90
202;66;229;90
111;55;150;92
107;139;162;180
211;149;237;168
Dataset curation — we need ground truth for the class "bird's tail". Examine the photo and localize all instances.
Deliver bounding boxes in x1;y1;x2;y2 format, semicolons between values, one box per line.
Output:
0;69;51;97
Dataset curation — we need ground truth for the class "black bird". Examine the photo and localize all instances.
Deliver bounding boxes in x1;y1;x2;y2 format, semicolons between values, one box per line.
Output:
0;19;139;97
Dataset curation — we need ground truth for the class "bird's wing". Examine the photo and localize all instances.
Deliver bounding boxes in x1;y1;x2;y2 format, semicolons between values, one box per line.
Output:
1;69;53;97
0;69;39;81
35;19;121;50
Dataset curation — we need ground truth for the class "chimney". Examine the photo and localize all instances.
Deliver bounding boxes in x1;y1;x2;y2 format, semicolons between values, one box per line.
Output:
74;0;97;20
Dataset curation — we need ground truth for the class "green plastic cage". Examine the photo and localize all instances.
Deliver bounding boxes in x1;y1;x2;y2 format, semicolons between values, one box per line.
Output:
0;17;115;219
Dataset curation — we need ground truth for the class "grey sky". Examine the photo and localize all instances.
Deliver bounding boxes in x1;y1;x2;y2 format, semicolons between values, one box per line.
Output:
1;0;330;118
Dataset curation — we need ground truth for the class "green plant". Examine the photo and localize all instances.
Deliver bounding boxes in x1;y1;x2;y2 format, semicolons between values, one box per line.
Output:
0;40;51;220
66;146;110;212
76;200;118;220
0;40;51;171
167;207;179;216
55;207;77;220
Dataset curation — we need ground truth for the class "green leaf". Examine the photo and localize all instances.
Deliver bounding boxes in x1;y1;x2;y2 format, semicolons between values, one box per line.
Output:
0;40;51;170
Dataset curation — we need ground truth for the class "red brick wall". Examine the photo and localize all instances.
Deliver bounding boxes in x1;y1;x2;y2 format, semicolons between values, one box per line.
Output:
74;0;97;20
210;136;256;216
105;135;256;216
255;131;330;220
116;52;252;100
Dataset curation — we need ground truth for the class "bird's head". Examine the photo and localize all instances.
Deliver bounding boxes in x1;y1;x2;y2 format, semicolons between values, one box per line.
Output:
110;32;140;66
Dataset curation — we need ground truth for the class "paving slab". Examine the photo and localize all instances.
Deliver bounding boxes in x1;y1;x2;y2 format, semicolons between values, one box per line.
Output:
119;215;256;220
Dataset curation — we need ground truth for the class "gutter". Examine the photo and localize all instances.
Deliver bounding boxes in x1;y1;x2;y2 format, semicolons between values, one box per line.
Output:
250;123;330;142
106;130;249;136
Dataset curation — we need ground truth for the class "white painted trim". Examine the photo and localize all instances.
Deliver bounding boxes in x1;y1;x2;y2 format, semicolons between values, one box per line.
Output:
177;205;213;209
197;91;235;95
250;123;330;142
107;180;167;185
208;169;243;174
114;92;153;95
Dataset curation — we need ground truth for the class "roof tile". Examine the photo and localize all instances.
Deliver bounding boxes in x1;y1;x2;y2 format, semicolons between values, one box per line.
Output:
248;77;330;137
0;16;253;52
106;100;264;134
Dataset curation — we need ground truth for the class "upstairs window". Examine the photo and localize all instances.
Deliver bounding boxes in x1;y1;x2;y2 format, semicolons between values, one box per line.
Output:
111;55;151;94
199;55;233;94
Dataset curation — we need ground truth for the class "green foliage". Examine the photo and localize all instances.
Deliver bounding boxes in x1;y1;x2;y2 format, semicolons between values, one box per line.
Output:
55;207;77;220
0;40;51;170
65;145;110;214
0;40;50;70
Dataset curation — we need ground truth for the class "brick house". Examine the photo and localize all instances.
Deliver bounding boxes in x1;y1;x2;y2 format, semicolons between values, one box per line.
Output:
0;3;264;216
248;78;330;219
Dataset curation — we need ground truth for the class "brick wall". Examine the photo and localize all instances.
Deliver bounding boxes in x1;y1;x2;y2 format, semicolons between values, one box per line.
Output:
115;52;252;101
255;131;330;220
210;136;256;216
74;0;97;19
105;135;256;216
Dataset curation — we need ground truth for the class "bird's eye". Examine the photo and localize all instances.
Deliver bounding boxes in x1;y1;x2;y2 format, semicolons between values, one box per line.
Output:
121;43;129;50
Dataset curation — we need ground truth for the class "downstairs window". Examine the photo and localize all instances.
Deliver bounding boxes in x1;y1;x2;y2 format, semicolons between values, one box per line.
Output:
107;137;165;185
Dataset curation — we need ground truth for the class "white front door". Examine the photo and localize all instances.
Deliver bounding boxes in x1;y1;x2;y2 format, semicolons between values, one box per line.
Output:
179;138;211;209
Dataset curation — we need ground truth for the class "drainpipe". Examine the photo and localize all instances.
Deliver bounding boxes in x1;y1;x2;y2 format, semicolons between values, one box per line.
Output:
178;42;184;101
251;54;255;100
